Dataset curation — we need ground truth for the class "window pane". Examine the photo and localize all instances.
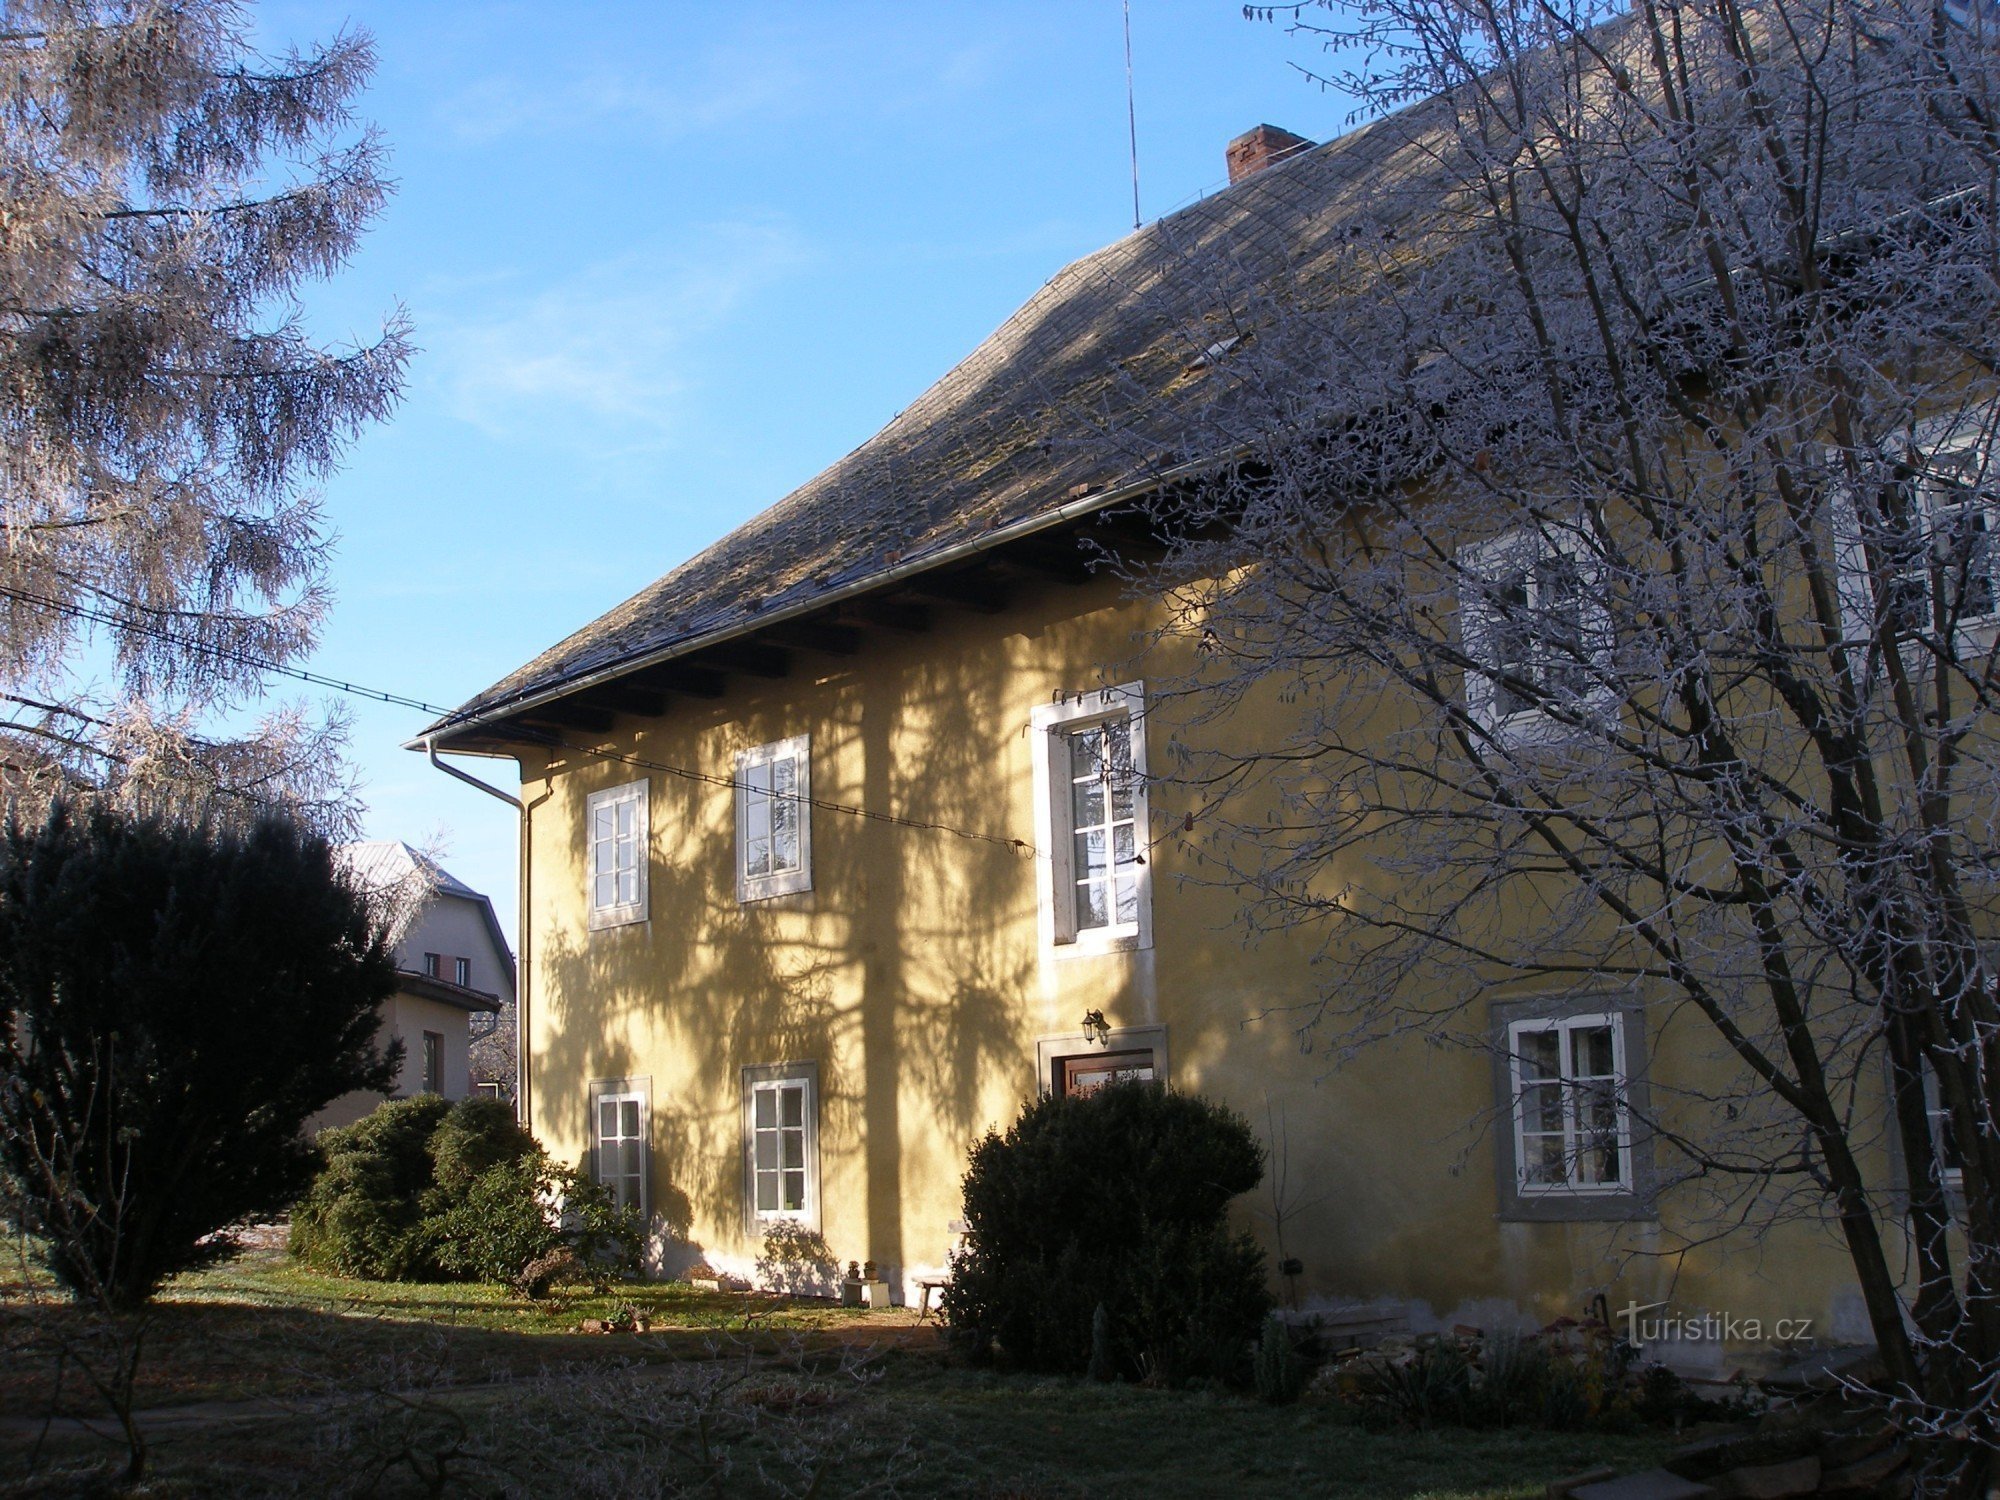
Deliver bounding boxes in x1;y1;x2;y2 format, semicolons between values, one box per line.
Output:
772;759;799;871
1522;1080;1564;1133
1072;776;1105;832
754;1088;775;1128
1523;1134;1566;1185
780;1086;803;1127
617;798;638;838
1517;1030;1561;1081
1115;871;1139;925
756;1172;777;1212
1069;727;1103;777
782;1169;805;1211
594;871;615;909
1106;720;1132;769
781;1130;803;1170
621;1100;640;1137
620;1140;642;1177
1573;1025;1616;1079
1077;876;1109;930
599;1100;617;1140
755;1132;777;1170
1113;823;1136;864
1110;778;1135;823
1578;1126;1620;1185
1079;826;1107;875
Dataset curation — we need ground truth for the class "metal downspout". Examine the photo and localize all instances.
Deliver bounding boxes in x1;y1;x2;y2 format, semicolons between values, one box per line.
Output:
425;738;531;1125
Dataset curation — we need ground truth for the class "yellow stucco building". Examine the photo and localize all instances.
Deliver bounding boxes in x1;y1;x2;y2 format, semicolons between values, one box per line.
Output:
419;113;1903;1366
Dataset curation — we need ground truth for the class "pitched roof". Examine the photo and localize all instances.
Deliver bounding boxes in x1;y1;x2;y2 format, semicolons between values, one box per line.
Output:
335;840;516;989
425;88;1458;739
335;839;481;901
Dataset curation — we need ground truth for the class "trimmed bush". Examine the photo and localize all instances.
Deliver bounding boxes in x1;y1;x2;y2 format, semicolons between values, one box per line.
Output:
290;1095;456;1280
434;1151;639;1297
941;1083;1271;1382
428;1096;537;1198
291;1096;638;1294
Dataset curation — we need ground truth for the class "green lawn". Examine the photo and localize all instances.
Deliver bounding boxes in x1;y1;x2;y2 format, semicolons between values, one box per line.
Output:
1;1249;1679;1498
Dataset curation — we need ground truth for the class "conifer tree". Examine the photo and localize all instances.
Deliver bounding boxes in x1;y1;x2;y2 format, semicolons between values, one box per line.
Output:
0;800;399;1309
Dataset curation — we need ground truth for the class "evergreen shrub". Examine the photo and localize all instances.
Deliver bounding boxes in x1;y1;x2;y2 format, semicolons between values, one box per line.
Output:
941;1082;1271;1382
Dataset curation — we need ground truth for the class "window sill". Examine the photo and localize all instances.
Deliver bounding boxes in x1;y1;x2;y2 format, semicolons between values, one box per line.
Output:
587;906;648;932
739;872;812;905
1052;928;1148;960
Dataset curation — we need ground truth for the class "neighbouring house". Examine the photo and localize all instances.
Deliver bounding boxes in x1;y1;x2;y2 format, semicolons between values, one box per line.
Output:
414;92;1941;1356
310;841;514;1131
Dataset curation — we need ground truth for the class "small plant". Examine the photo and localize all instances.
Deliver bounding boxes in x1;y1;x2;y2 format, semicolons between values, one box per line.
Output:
1351;1339;1473;1430
754;1220;840;1297
1254;1313;1310;1405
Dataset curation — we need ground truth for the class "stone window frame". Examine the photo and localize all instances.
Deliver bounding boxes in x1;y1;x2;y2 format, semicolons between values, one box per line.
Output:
1490;993;1656;1222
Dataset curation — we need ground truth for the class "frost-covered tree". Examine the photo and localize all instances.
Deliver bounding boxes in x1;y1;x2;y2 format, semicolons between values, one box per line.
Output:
1131;0;2000;1486
0;0;407;827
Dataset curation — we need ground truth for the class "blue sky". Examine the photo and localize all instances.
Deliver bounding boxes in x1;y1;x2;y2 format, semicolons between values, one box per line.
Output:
251;1;1359;947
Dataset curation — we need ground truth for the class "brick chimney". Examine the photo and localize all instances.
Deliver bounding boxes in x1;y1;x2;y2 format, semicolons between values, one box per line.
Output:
1226;124;1315;185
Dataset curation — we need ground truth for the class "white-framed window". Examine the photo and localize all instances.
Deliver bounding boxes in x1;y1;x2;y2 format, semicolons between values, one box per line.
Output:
453;956;471;988
586;780;649;929
736;735;812;902
742;1062;819;1229
1460;529;1613;740
1836;416;2000;647
422;951;441;978
1508;1013;1633;1195
1029;683;1153;954
593;1085;647;1216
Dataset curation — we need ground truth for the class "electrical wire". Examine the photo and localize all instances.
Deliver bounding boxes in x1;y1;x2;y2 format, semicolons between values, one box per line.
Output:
0;581;1036;855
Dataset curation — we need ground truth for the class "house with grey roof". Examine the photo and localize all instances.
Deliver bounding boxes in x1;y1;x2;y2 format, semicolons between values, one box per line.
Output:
310;841;514;1131
405;95;1900;1359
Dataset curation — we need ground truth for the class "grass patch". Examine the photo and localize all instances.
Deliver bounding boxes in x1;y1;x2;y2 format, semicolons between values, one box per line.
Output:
0;1246;884;1419
2;1246;1679;1497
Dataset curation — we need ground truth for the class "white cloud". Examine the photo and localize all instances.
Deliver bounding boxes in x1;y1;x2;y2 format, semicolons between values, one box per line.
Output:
423;220;807;452
437;53;806;147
